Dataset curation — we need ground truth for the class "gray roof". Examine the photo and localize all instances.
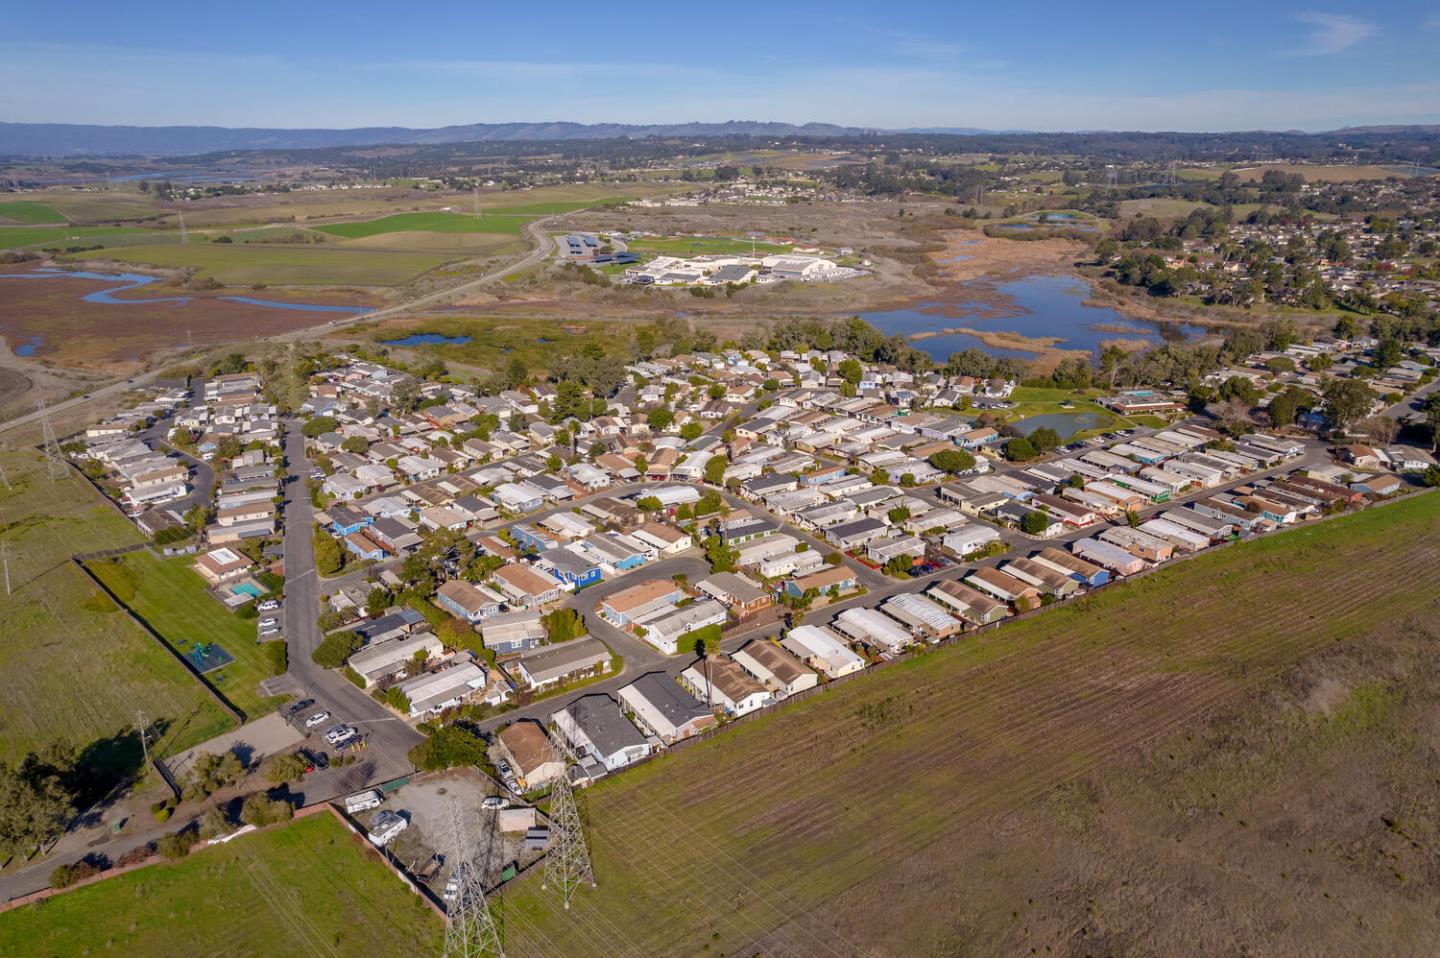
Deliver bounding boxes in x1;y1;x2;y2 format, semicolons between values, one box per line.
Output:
561;694;647;757
625;671;710;727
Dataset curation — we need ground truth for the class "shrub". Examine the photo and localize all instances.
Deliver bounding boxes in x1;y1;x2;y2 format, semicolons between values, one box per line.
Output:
265;752;309;785
239;794;295;827
49;864;77;889
341;666;366;688
152;805;172;823
155;833;192;861
116;844;152;868
311;631;362;669
408;724;490;772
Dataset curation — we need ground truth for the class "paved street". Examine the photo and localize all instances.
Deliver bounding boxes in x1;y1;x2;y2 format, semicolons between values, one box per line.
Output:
280;420;425;787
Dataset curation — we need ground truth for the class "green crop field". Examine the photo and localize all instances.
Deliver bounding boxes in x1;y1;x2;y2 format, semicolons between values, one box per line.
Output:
0;224;152;250
626;235;792;256
498;492;1440;956
0;812;444;957
66;243;453;286
0;201;67;225
316;211;535;239
87;550;287;721
0;450;232;763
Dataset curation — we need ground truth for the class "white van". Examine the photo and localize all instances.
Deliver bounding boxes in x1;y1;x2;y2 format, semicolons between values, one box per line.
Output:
343;789;383;814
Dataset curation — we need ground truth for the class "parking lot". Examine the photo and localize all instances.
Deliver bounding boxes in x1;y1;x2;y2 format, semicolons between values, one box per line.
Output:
353;769;544;902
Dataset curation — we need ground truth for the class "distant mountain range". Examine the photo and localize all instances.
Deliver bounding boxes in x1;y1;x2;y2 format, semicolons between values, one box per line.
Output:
0;120;885;156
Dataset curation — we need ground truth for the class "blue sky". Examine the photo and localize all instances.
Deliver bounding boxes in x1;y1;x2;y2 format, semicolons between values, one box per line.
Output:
3;1;1438;131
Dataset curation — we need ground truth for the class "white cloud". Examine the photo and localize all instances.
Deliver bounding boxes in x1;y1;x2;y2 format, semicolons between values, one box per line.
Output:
1288;12;1377;56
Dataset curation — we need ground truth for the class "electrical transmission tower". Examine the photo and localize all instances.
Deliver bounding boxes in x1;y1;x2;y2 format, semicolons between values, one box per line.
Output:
540;735;594;910
37;401;68;481
442;801;504;958
178;208;188;245
473;185;482;221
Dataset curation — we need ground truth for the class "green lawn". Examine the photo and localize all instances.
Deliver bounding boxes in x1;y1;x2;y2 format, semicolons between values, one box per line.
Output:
0;224;151;250
0;201;67;224
626;235;792;256
497;492;1440;956
66;243;453;286
0;812;444;957
0;450;232;762
87;551;286;721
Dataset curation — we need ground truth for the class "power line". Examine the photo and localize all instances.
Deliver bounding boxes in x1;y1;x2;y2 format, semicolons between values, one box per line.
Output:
540;734;594;910
37;400;68;481
443;800;504;958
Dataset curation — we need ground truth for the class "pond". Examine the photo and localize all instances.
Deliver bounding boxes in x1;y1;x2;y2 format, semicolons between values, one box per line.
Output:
381;333;473;347
0;267;370;313
862;274;1210;361
1010;410;1111;440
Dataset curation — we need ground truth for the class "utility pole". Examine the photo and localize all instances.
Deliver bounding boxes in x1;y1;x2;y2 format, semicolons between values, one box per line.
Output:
38;400;68;481
135;710;150;767
442;800;504;958
540;735;594;910
1;539;11;597
474;185;482;221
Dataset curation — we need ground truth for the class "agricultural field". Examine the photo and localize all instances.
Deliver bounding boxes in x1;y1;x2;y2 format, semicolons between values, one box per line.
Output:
87;550;288;722
1233;163;1420;184
499;492;1440;957
625;235;792;256
315;210;533;239
0;201;67;224
0;450;232;764
64;242;452;286
0;224;152;250
0;812;445;957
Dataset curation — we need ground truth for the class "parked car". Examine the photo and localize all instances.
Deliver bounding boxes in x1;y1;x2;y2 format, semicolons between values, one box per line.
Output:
304;710;331;728
300;748;329;772
323;724;354;745
481;796;508;811
257;599;280;613
287;698;315;716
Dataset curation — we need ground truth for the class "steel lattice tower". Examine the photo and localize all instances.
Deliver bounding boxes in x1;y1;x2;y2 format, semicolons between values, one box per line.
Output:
37;401;68;481
442;801;504;958
540;735;594;910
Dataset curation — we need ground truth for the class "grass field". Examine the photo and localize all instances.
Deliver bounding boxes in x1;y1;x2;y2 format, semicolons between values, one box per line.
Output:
626;235;792;256
0;451;232;763
66;243;453;286
1233;163;1416;184
0;224;151;250
497;491;1440;957
338;230;524;254
1119;197;1215;218
0;201;67;225
0;812;444;957
316;211;533;239
87;550;286;722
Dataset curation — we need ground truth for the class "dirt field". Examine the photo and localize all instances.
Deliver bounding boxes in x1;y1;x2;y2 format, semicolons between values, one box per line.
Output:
497;492;1440;957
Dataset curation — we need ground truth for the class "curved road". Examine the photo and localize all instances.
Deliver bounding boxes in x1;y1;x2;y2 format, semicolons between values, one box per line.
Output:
0;216;561;436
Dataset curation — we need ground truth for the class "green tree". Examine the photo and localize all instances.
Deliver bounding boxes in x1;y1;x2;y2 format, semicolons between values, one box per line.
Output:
239;794;294;827
311;631;363;669
887;505;911;525
679;422;703;441
837;358;863;385
300;416;337;438
883;554;914;577
1005;437;1037;461
265;752;310;785
1322;379;1377;433
869;468;890;485
0;757;74;858
928;448;976;474
542;607;586;642
313;529;343;576
647;406;675;432
1028;427;1062;454
636;495;663;512
408;724;490;772
703;535;739;573
1020;510;1051;534
703;455;728;486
